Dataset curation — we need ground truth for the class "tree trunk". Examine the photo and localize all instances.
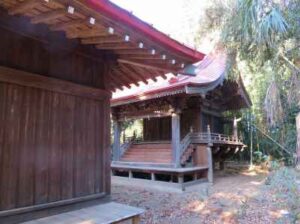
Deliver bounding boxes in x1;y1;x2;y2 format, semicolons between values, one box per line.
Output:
296;112;300;167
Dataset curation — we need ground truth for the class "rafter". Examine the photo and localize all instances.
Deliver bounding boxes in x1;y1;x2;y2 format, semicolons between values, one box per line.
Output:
110;71;129;89
8;0;40;15
66;29;107;39
31;9;66;24
117;68;140;87
112;49;152;55
120;64;149;84
96;43;135;50
81;35;124;45
120;54;163;60
50;19;84;31
111;69;132;89
118;59;180;74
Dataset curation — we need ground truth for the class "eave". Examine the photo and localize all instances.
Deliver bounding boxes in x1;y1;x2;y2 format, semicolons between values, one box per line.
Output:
0;0;205;92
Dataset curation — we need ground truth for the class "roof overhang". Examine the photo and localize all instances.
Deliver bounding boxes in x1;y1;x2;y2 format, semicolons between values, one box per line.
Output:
0;0;205;92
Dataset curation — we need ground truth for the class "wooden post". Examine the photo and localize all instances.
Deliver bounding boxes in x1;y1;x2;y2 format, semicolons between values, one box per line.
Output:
112;119;121;161
207;146;213;183
296;112;300;167
132;216;141;224
172;111;181;167
233;117;238;141
151;173;155;181
206;125;213;183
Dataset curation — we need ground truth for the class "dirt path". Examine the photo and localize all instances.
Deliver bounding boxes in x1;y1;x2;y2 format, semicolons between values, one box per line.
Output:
112;168;298;224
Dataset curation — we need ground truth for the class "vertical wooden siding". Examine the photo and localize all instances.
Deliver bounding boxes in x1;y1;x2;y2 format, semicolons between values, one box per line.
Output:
0;82;109;211
143;117;171;141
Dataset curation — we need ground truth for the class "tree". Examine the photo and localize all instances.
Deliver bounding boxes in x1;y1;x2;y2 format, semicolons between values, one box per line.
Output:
195;0;300;162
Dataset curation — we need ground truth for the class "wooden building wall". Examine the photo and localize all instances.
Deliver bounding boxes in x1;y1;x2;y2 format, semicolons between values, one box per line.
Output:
201;112;223;133
143;117;171;141
143;109;224;141
0;11;112;217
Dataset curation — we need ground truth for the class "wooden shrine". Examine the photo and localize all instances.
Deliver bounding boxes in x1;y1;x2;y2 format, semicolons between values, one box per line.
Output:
111;53;252;188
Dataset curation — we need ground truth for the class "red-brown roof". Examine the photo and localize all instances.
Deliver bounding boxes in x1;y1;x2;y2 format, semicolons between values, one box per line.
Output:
112;53;227;106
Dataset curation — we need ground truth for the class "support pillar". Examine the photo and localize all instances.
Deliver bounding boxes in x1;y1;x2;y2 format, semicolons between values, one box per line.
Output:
151;173;155;181
207;146;213;183
172;112;181;167
233;117;238;141
112;120;121;161
207;125;213;183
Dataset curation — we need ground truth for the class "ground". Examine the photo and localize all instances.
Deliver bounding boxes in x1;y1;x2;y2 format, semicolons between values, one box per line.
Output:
112;167;300;224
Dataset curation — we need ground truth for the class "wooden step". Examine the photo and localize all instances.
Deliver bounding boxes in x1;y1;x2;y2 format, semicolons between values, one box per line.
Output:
121;158;172;163
120;143;172;163
131;144;171;149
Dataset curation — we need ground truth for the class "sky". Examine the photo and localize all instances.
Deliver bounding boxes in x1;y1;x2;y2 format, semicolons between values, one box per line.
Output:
110;0;211;53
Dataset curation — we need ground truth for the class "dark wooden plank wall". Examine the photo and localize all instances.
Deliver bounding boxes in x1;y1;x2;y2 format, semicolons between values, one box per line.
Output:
0;10;112;214
143;109;225;141
143;117;171;141
142;109;200;141
201;112;223;133
0;77;110;211
180;109;200;139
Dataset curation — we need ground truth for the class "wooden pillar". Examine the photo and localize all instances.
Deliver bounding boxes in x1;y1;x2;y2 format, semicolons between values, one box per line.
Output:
207;146;213;183
296;112;300;167
172;112;181;167
233;117;238;140
112;119;121;161
151;173;155;181
207;125;213;183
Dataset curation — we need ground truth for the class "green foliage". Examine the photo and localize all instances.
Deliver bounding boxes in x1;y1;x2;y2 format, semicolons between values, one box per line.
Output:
253;151;269;164
195;0;300;162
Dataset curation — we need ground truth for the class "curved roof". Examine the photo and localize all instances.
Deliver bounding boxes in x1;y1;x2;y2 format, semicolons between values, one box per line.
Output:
112;53;228;106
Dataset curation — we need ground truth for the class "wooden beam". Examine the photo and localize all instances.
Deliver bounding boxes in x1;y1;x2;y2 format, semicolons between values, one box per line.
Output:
113;49;152;55
81;35;124;44
31;9;66;24
112;68;135;87
110;70;131;89
96;43;135;50
118;66;144;86
67;29;107;39
120;64;149;84
50;19;85;31
0;66;110;100
117;67;140;86
120;54;163;60
8;0;40;15
110;75;126;91
118;59;178;74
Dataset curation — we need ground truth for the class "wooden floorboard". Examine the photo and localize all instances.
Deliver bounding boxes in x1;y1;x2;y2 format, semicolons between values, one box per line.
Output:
21;202;144;224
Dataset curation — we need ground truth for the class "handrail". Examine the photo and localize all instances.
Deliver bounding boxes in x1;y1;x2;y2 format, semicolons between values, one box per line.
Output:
180;132;192;155
120;137;134;157
179;132;243;160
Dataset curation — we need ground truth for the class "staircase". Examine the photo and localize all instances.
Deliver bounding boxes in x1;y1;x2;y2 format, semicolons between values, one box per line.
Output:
180;145;195;165
121;143;172;164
